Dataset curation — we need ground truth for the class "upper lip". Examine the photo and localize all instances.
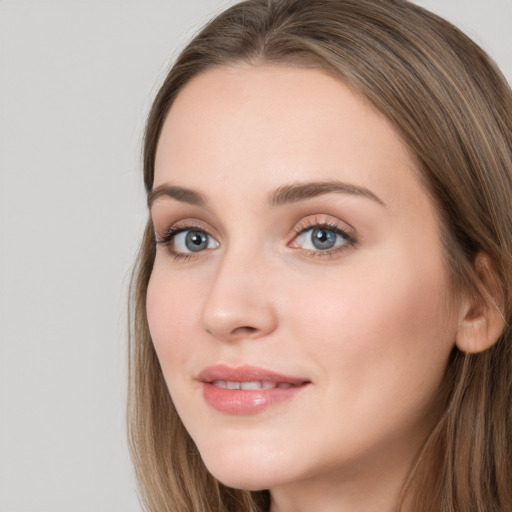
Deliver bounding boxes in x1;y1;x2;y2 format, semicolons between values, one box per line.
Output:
197;364;310;385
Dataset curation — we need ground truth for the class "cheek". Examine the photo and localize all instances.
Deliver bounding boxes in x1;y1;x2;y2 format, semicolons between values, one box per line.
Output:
146;262;201;369
295;253;451;338
287;244;457;412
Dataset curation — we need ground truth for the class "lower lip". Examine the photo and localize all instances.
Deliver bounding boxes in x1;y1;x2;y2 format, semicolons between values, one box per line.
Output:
202;383;308;415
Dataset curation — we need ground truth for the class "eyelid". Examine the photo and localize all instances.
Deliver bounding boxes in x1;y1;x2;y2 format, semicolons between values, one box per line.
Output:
291;215;355;237
288;215;357;254
154;218;220;259
154;214;356;260
154;218;217;243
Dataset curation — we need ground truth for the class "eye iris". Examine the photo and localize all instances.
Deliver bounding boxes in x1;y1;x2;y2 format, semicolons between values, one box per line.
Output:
311;228;337;250
185;231;208;252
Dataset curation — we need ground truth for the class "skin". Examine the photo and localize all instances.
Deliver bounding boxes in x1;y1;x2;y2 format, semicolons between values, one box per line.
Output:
146;65;465;512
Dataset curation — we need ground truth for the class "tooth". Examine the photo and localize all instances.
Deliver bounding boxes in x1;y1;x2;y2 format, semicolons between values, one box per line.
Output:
240;381;263;390
211;380;295;390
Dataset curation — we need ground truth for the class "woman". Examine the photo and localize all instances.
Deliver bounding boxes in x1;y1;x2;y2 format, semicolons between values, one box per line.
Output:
128;1;512;511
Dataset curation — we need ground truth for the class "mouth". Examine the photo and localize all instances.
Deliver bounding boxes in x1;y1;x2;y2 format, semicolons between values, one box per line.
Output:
210;380;300;390
197;365;310;415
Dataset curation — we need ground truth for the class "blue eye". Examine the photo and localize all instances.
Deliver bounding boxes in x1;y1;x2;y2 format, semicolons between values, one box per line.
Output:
293;226;350;252
173;229;219;253
157;227;220;257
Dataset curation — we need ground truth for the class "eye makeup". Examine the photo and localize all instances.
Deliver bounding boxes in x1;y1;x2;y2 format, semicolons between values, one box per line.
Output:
154;211;357;263
288;215;357;258
154;218;219;261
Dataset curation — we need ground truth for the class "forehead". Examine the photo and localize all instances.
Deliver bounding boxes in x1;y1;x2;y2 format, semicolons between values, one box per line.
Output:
154;64;426;213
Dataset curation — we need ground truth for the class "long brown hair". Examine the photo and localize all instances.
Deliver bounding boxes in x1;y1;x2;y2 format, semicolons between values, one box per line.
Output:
128;1;512;510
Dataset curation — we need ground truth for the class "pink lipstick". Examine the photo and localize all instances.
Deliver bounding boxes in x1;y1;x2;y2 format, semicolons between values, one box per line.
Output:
197;365;310;415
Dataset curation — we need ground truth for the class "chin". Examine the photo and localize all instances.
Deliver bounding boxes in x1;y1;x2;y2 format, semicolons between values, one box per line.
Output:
197;440;292;491
209;471;272;492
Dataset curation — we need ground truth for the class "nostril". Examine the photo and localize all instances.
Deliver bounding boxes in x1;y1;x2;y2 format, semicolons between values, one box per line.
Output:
232;326;258;336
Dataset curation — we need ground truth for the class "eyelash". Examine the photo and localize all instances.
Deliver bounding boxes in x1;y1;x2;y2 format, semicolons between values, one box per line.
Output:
155;224;213;261
155;218;356;261
290;219;356;258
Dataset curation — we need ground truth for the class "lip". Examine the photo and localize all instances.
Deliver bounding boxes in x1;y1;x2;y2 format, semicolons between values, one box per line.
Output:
197;364;310;415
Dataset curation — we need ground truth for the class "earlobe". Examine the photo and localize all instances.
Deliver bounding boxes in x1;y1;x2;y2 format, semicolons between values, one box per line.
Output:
455;253;506;354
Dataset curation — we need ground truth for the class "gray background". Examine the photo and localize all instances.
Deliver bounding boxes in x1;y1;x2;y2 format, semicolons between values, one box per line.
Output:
0;1;510;511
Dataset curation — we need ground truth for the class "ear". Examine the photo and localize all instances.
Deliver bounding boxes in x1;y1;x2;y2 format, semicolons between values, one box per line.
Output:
455;253;506;354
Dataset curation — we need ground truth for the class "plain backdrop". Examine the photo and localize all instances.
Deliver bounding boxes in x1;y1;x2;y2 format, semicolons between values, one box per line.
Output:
0;1;510;511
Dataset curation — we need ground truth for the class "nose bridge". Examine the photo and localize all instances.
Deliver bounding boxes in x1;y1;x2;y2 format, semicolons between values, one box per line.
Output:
200;244;278;340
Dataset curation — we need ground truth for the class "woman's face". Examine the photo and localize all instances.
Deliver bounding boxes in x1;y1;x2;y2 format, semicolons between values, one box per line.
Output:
147;65;462;498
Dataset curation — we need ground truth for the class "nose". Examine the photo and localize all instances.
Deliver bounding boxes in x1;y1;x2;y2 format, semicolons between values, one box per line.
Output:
200;249;278;342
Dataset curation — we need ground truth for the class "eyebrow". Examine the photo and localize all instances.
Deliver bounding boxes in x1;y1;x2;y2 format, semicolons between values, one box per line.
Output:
147;179;385;210
268;180;386;207
147;184;207;209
